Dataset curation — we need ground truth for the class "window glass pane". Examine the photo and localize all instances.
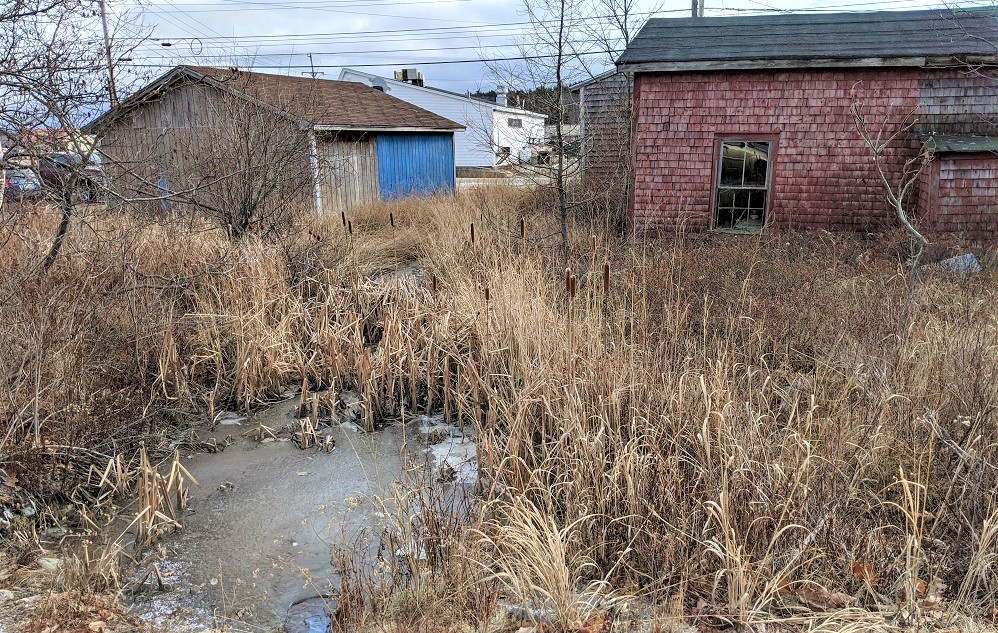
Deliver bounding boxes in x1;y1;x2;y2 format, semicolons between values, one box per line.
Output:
719;141;745;186
715;140;771;231
743;142;770;186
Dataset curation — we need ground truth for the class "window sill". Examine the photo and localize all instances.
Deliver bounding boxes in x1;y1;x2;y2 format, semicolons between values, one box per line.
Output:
712;226;765;235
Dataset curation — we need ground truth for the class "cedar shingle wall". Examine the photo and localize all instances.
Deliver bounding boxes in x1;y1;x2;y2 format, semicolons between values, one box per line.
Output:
629;67;998;236
581;72;632;209
923;154;998;241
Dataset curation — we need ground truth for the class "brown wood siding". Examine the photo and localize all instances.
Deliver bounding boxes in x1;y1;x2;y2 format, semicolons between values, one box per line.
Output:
318;133;379;213
96;79;313;218
98;81;227;200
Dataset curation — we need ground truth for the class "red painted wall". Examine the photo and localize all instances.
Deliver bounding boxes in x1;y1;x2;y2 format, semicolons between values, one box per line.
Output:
629;67;997;237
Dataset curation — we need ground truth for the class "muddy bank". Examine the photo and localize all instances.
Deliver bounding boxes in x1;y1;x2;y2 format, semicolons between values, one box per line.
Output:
125;397;477;632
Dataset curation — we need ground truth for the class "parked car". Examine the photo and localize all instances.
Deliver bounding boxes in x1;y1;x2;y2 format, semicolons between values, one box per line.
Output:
3;165;44;201
37;151;108;202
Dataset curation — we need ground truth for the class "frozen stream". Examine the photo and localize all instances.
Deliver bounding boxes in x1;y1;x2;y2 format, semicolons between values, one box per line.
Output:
125;396;477;632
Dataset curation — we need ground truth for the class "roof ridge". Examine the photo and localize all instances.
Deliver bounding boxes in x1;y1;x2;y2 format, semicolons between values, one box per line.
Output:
618;6;998;69
89;64;463;132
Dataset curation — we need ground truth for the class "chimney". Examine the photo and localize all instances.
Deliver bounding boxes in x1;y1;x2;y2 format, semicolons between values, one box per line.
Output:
396;68;425;87
496;85;508;107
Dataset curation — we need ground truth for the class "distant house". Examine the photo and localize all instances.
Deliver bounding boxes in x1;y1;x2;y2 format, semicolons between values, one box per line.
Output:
338;68;547;168
87;65;464;215
614;9;998;240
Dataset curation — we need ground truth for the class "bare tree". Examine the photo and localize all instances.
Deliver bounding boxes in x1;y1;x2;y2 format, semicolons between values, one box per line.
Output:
486;0;589;253
487;0;646;246
851;103;932;272
1;0;142;269
182;103;313;238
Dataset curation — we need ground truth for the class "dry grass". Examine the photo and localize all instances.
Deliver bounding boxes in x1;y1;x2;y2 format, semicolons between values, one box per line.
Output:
1;189;996;631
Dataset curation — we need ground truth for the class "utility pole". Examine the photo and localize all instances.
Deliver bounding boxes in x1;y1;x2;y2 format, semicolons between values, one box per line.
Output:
98;0;117;106
302;53;324;79
691;0;703;17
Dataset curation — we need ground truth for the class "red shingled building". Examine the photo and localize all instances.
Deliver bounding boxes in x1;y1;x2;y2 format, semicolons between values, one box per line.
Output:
611;8;998;240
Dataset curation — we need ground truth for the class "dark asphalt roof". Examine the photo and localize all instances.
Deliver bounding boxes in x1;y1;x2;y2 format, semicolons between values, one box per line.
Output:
186;66;463;130
617;8;998;67
88;66;463;132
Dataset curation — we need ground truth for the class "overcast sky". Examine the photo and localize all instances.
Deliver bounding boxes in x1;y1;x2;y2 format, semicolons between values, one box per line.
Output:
113;0;980;94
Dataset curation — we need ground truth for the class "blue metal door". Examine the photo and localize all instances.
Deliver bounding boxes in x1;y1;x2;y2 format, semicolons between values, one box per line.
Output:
375;133;455;200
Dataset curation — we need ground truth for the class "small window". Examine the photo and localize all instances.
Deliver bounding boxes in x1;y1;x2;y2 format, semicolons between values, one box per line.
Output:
498;146;512;161
715;140;771;232
507;118;522;128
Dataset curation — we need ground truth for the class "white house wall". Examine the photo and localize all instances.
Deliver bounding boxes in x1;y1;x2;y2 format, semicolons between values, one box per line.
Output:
493;109;546;164
339;69;496;167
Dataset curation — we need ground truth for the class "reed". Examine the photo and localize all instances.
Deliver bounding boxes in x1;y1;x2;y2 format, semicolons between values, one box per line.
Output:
2;188;996;631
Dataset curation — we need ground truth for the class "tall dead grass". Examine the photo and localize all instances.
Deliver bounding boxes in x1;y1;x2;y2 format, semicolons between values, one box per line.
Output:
1;188;996;629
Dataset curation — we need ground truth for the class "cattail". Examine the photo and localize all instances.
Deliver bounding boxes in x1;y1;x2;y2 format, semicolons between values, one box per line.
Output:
470;222;476;245
592;234;597;253
519;217;526;240
565;267;572;294
389;212;395;228
569;273;577;299
347;220;353;235
341;210;347;227
602;260;610;293
432;275;438;293
484;287;490;303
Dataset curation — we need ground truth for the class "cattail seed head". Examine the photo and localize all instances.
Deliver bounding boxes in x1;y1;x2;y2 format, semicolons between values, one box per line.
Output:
565;267;571;294
471;222;476;245
519;217;526;240
341;210;347;227
432;275;438;293
602;260;610;293
592;234;597;253
389;212;395;228
347;220;353;235
569;274;577;299
484;287;490;302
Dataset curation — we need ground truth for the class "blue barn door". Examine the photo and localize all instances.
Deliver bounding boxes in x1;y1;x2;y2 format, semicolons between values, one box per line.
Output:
375;133;455;200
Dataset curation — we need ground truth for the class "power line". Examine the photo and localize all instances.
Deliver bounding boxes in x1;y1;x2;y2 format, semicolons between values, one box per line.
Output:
107;10;683;41
140;2;489;20
125;48;627;69
142;0;480;7
129;38;617;59
112;0;984;44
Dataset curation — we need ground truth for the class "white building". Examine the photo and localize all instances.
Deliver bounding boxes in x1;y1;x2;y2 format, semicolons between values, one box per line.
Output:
338;68;547;168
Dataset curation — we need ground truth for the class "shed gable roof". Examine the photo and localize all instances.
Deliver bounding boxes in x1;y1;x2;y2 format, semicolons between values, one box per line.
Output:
617;8;998;71
90;65;464;132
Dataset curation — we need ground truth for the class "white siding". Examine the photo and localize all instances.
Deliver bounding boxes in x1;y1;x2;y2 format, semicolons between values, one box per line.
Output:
493;109;546;164
339;69;496;167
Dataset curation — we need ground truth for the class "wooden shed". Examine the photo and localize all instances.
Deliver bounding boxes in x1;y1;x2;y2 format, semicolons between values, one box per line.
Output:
613;8;998;239
87;65;464;216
